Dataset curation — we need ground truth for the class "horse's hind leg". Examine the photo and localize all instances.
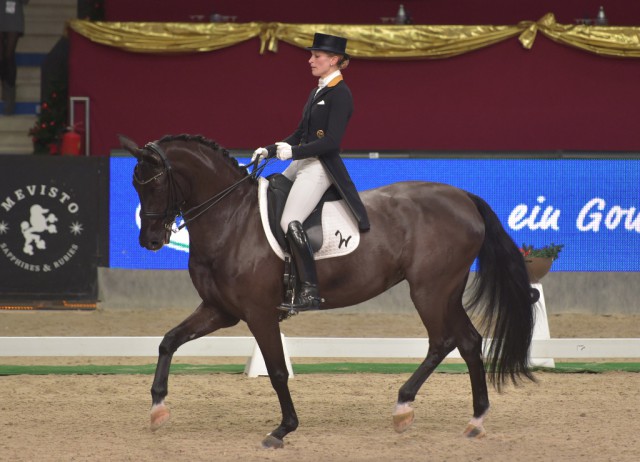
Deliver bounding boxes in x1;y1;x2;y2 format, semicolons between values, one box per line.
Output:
394;340;456;433
397;283;491;438
393;287;458;433
453;308;490;438
150;303;239;431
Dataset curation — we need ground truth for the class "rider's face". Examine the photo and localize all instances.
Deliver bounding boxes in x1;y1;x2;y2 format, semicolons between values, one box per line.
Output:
309;51;339;79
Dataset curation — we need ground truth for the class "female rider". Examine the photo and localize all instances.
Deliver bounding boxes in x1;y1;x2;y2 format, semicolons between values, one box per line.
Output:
253;32;369;311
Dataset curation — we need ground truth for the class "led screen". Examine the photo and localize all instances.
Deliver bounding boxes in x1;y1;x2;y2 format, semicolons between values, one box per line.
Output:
111;157;640;271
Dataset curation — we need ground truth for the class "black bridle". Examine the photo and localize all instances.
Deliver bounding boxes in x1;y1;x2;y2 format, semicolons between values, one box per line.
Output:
133;142;270;241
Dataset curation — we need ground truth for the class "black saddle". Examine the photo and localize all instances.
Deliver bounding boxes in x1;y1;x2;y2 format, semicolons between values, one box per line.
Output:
266;173;341;253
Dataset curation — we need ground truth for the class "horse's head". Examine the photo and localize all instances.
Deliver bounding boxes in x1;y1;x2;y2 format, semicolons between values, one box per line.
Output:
119;134;183;251
120;133;254;252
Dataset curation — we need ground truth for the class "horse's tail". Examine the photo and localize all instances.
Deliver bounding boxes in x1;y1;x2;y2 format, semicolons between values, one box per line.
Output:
466;192;536;390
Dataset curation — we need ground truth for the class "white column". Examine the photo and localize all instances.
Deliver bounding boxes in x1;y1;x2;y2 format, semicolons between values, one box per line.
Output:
530;283;555;368
244;333;294;378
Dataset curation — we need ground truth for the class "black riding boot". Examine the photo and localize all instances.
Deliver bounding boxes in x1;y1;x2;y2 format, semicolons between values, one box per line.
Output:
278;220;323;312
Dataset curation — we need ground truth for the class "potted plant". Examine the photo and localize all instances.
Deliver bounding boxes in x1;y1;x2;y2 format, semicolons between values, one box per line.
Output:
520;243;564;283
29;83;67;155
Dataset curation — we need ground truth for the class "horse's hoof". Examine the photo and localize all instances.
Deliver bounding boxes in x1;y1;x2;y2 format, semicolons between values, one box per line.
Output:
262;433;285;449
463;423;486;439
392;403;415;433
150;402;171;431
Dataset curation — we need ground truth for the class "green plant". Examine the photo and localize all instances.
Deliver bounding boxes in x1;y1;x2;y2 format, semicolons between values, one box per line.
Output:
520;243;564;261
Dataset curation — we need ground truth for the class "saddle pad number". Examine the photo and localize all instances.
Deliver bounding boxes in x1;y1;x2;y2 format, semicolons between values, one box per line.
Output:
6;2;16;14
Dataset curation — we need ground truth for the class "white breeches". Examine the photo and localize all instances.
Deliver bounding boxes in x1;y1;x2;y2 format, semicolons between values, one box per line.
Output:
280;157;332;233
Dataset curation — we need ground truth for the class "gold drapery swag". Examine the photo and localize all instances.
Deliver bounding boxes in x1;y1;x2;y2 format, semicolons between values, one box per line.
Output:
69;13;640;59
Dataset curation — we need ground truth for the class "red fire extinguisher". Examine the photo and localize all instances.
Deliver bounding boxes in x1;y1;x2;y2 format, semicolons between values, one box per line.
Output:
61;125;82;156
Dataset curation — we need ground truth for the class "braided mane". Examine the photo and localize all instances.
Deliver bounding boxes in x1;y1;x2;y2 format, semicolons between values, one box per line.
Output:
158;134;247;176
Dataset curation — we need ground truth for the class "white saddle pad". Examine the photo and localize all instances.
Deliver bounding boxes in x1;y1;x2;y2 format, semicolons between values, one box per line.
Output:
258;177;360;261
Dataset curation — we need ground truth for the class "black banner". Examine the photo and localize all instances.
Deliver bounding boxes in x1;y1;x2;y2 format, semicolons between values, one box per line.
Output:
0;156;108;301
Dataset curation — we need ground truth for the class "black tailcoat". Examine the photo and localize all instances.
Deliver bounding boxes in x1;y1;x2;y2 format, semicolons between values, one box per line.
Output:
267;77;370;231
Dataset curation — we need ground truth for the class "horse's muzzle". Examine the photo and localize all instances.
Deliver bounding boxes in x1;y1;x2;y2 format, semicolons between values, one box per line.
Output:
141;237;165;251
139;229;167;251
139;219;173;251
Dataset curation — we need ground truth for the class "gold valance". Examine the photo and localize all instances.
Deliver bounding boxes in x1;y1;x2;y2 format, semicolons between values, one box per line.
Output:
68;20;265;53
518;13;640;57
264;22;523;58
68;13;640;59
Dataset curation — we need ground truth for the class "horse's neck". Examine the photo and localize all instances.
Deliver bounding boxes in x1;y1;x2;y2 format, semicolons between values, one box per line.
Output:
185;173;258;235
179;149;244;204
173;144;259;240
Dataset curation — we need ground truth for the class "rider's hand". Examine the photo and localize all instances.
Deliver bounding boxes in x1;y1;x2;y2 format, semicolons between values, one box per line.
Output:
251;147;268;163
276;142;293;161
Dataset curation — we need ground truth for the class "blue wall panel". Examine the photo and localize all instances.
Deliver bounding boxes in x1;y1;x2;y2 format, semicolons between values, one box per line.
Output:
110;157;640;271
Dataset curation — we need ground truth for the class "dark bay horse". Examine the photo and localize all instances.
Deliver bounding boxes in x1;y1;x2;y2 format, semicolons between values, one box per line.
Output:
120;134;536;448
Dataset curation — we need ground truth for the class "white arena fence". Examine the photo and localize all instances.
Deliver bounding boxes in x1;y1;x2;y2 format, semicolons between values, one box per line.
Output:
2;336;639;359
2;336;638;378
2;284;638;375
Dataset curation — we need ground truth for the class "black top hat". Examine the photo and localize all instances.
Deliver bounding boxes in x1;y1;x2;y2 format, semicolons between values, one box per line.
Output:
307;33;350;58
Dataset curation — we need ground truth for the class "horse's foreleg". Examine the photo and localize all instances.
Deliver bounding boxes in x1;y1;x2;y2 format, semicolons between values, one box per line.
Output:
150;303;239;431
248;319;298;449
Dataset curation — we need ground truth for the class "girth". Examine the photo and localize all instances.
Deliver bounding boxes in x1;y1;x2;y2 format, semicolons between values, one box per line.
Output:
266;173;341;252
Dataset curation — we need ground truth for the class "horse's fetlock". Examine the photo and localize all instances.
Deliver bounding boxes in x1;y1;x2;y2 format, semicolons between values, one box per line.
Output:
150;386;167;402
285;417;299;432
398;391;416;405
474;402;490;419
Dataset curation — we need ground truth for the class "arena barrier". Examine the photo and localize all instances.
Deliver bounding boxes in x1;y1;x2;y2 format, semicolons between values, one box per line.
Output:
2;337;638;359
2;337;639;377
3;284;639;376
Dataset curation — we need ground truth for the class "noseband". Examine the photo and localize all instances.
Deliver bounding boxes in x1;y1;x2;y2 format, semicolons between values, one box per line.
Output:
133;141;270;241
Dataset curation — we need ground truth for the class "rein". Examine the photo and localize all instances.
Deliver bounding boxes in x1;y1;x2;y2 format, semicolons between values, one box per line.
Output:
135;142;272;235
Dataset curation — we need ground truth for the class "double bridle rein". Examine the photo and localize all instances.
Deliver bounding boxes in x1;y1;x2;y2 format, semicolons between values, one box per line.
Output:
133;141;269;241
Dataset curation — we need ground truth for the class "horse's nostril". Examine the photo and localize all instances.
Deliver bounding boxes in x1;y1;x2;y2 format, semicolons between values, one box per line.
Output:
141;238;163;251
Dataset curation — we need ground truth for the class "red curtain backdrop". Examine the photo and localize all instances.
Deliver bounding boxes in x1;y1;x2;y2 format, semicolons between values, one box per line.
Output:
69;1;640;155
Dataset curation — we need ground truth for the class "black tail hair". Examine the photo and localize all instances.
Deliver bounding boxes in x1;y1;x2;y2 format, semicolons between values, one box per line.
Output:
466;193;537;390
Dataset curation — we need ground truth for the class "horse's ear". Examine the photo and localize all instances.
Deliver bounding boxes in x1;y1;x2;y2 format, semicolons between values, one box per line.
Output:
118;134;142;159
